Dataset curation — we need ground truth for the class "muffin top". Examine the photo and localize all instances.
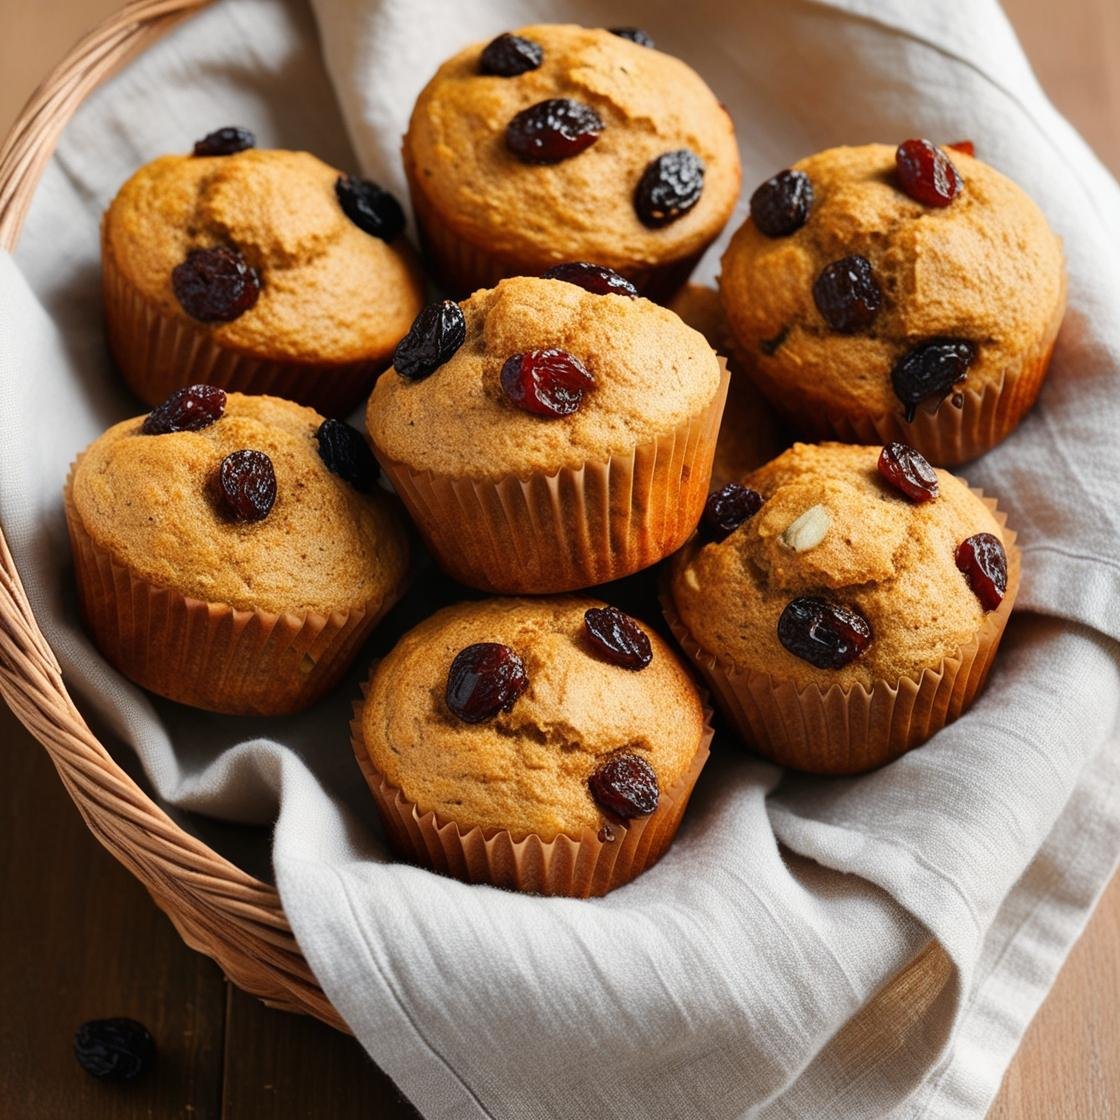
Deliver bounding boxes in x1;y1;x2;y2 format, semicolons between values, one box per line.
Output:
669;442;1012;688
367;276;723;479
720;143;1064;420
359;596;706;838
405;24;741;269
69;392;409;615
103;144;424;363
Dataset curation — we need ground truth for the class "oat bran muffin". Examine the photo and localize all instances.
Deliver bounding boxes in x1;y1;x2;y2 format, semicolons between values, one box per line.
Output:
353;596;711;896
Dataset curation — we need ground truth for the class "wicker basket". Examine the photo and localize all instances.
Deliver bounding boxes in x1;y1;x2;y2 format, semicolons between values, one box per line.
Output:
0;0;344;1030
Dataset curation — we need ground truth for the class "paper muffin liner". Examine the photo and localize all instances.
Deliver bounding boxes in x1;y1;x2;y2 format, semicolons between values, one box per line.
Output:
101;228;388;419
350;682;715;897
373;363;729;594
661;493;1020;774
64;468;400;716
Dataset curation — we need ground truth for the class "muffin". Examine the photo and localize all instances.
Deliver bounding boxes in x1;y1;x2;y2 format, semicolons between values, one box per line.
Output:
65;388;410;715
366;274;729;593
403;25;741;297
664;441;1019;773
719;141;1065;465
102;128;425;418
352;596;712;896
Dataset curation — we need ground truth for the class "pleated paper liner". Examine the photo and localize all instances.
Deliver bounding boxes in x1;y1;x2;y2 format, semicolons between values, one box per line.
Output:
350;683;715;897
101;227;389;419
661;493;1020;775
64;468;401;716
373;363;729;594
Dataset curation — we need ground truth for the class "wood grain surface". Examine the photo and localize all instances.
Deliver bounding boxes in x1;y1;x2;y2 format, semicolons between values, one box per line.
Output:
1;1;1118;1117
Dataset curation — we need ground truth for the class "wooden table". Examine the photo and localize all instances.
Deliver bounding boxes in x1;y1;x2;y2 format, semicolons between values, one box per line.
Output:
2;2;1118;1116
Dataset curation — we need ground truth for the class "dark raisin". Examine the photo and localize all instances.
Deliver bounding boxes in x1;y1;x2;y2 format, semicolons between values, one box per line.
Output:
74;1018;155;1082
812;255;882;333
500;348;595;418
335;174;405;242
891;339;976;421
192;127;255;156
701;483;764;541
446;642;528;723
393;299;466;381
588;753;659;818
750;170;813;237
947;140;975;157
315;419;378;493
634;149;704;228
542;261;638;298
171;246;260;323
877;442;939;503
583;606;653;670
895;139;963;207
142;384;227;435
956;532;1008;611
218;450;276;522
608;27;654;47
777;597;872;670
479;32;543;76
506;99;603;163
759;325;789;356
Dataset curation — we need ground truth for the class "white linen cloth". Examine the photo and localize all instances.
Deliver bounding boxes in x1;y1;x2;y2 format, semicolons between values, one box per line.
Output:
2;0;1119;1115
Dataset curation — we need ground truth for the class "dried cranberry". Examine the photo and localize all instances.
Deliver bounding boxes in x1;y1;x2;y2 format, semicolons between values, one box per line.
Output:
335;174;405;242
74;1018;155;1081
393;299;466;381
608;27;654;47
589;753;659;818
315;419;378;493
506;99;603;163
750;170;813;237
812;255;882;333
895;139;963;207
500;348;594;418
192;127;255;157
479;32;543;76
956;532;1008;611
891;339;976;421
777;597;872;670
634;149;704;228
542;261;638;298
877;442;939;503
142;384;227;435
701;483;764;541
172;246;260;323
947;140;975;157
218;450;276;522
583;606;653;670
446;643;528;723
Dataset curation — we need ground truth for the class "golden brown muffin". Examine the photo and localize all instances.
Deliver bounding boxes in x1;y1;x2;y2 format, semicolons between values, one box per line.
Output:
103;139;425;417
66;390;410;714
403;24;741;297
366;276;728;592
719;143;1065;465
665;442;1019;772
353;596;711;895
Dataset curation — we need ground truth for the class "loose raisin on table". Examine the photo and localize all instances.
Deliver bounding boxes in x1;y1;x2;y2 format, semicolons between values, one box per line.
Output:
172;246;260;323
895;139;963;207
446;642;528;723
74;1018;155;1082
608;27;654;47
315;419;378;493
812;255;882;333
218;450;276;522
393;299;466;381
701;483;764;541
750;170;813;237
777;597;872;670
335;174;405;242
479;32;543;76
891;339;976;421
500;348;595;418
542;261;638;298
192;126;255;156
956;532;1008;611
506;99;603;163
877;442;939;503
142;384;227;435
589;753;659;818
584;606;653;670
634;149;704;228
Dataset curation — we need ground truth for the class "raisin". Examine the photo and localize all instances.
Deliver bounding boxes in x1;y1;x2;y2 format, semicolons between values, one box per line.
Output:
701;483;764;541
891;339;976;421
315;419;378;493
446;642;528;723
393;299;466;381
777;597;872;670
634;149;704;228
74;1018;155;1081
218;449;276;522
812;255;882;333
956;532;1008;611
192;126;255;157
589;753;659;818
542;261;638;298
750;170;813;237
500;348;595;418
506;99;603;163
895;139;963;207
877;442;939;503
142;384;227;435
583;606;653;670
947;140;975;157
335;174;405;242
479;32;543;76
172;246;260;323
608;27;654;47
